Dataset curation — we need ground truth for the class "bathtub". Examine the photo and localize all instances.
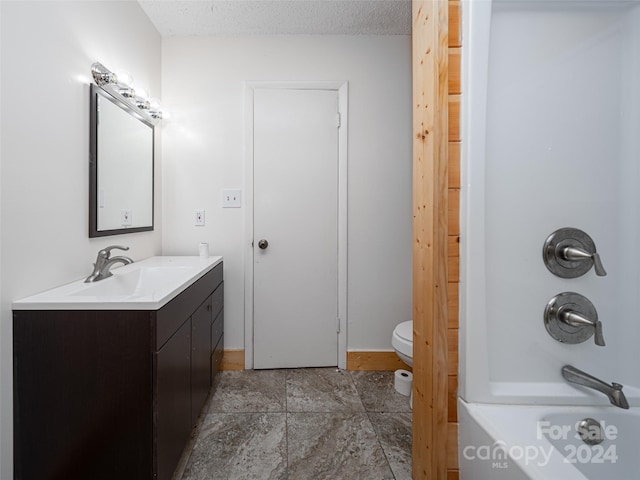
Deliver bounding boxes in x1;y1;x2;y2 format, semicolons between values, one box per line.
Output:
459;0;640;477
459;400;639;479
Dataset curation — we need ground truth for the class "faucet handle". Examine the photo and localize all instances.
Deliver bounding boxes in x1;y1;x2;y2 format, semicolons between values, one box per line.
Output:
561;246;607;277
559;308;606;347
593;318;605;347
592;252;607;277
545;292;605;347
543;228;606;278
100;245;130;257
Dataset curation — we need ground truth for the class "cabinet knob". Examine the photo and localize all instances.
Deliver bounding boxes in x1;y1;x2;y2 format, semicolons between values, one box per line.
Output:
258;239;269;250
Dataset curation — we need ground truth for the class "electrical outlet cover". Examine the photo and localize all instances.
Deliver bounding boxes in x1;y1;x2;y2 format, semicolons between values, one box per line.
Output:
121;209;132;226
194;209;205;226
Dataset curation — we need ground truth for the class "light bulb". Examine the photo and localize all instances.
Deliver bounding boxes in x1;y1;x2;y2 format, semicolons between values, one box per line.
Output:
115;71;133;86
118;87;136;98
135;88;149;100
136;98;150;110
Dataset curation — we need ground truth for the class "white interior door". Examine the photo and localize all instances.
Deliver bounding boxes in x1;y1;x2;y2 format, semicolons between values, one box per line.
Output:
253;88;339;369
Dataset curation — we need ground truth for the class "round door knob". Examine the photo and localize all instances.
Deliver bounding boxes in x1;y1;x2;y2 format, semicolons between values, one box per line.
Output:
258;239;269;250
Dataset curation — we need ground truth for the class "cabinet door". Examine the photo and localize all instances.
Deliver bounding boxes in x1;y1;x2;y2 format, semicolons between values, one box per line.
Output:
211;309;224;382
191;296;212;425
156;318;191;480
14;311;153;480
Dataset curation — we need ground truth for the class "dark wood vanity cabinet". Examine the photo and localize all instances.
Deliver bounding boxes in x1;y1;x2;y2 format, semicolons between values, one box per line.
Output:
13;262;223;480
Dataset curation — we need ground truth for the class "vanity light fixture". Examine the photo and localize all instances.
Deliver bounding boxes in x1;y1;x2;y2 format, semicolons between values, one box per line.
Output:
90;61;167;121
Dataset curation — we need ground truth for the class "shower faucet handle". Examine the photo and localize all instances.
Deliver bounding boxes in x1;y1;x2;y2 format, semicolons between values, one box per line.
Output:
560;246;607;277
544;292;605;347
543;228;606;278
592;252;606;277
559;308;605;347
594;318;605;347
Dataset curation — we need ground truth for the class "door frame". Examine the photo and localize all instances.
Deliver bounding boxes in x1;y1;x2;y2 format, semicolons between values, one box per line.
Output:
243;81;349;370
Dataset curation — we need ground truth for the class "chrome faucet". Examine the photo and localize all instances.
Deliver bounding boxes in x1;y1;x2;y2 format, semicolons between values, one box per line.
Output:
85;245;134;283
562;365;629;409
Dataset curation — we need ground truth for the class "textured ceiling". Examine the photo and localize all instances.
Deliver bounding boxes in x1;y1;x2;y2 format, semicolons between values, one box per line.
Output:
137;0;412;36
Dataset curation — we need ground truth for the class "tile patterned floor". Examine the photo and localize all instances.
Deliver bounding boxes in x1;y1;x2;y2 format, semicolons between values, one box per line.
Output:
181;368;412;480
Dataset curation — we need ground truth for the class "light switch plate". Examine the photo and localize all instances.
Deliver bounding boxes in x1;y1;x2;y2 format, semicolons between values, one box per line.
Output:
222;189;241;208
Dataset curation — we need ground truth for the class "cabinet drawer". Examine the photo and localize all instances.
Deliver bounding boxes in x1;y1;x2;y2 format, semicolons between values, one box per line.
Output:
211;283;223;318
155;263;223;350
211;309;223;347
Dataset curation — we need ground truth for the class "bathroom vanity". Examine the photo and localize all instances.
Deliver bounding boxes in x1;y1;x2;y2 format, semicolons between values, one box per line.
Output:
12;256;223;480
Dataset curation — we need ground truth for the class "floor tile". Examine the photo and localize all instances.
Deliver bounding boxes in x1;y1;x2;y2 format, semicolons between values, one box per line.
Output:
286;368;364;412
209;370;286;413
182;368;412;480
350;371;412;412
368;412;413;480
287;412;394;480
182;413;287;480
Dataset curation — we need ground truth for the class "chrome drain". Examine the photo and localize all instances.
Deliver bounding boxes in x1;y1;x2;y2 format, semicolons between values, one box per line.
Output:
577;418;604;445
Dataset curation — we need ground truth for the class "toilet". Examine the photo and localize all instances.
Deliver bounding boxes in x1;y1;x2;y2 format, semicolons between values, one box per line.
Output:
392;320;413;406
392;320;413;366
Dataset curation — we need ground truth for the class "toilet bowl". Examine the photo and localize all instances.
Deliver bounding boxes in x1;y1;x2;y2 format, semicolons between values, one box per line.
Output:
392;320;413;367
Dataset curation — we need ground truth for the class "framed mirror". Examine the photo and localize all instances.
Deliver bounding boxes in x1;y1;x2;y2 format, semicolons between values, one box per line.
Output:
89;84;154;237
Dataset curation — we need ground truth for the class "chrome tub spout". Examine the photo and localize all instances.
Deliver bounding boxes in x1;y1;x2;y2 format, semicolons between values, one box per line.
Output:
562;365;629;409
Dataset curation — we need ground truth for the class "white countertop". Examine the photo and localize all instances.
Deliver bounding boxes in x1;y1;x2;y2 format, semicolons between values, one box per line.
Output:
12;256;223;311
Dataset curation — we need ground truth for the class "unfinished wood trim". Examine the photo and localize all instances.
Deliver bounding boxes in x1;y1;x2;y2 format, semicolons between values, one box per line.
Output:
412;1;449;478
447;282;459;329
220;349;245;370
448;47;462;94
447;422;459;469
448;95;461;141
449;1;461;48
448;189;460;235
447;0;462;477
448;142;461;188
448;256;460;283
448;235;460;258
448;328;458;375
448;374;458;422
346;351;411;371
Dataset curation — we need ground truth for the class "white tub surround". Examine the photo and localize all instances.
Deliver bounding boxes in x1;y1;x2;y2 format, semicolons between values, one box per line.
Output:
460;0;640;478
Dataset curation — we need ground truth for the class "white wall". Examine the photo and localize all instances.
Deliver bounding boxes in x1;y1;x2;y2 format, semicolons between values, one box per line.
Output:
0;1;161;475
161;35;412;353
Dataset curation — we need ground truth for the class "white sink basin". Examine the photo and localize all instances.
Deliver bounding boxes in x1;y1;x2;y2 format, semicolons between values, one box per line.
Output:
72;266;194;297
12;256;222;310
